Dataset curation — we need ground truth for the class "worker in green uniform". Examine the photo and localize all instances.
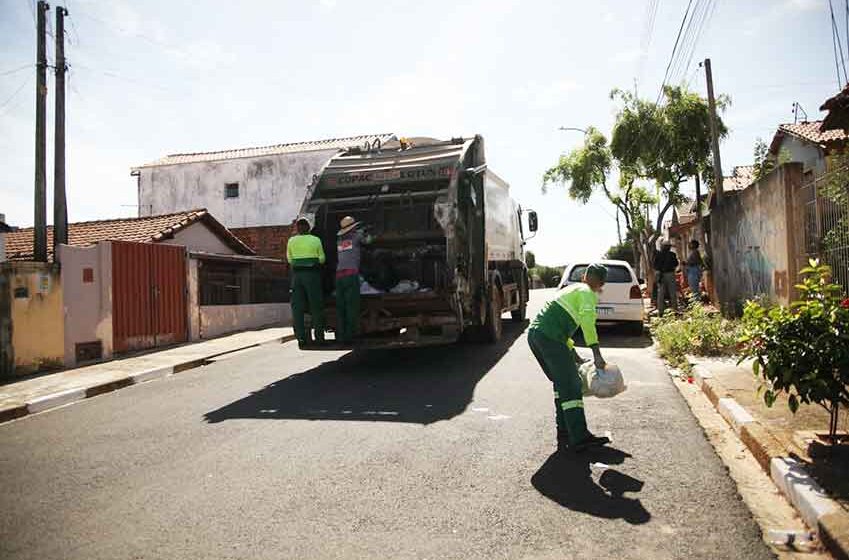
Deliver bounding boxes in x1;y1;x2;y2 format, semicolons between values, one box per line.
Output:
286;216;326;347
528;263;611;452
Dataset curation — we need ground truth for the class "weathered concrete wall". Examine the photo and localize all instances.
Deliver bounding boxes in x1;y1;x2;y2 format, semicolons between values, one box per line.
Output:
711;163;803;311
0;232;6;263
7;262;64;375
198;303;292;339
188;258;201;341
138;150;337;228
0;265;12;377
161;222;237;255
57;243;114;367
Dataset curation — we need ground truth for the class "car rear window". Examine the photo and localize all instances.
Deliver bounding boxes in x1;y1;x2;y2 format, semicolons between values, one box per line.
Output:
568;264;633;283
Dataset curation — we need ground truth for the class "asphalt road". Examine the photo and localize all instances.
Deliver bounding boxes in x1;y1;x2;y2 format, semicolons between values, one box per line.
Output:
0;289;774;560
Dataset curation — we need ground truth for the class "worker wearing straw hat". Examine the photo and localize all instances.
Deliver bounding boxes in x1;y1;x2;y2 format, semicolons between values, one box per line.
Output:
335;216;372;343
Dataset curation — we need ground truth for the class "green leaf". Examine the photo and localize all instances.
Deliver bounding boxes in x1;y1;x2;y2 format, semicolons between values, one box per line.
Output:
788;394;799;413
752;360;760;377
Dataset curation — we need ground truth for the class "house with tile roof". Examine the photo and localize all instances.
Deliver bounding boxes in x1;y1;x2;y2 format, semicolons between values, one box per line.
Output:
132;134;397;258
2;210;292;377
768;121;847;180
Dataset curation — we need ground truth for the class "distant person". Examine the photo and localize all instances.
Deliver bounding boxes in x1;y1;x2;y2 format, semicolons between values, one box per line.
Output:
685;239;704;301
528;263;611;453
286;216;326;347
335;216;373;344
654;240;679;315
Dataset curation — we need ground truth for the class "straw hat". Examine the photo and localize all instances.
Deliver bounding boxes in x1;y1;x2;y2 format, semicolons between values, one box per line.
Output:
338;216;359;236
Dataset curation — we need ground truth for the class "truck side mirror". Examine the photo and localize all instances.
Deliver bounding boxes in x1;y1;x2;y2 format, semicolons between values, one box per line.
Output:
528;210;538;232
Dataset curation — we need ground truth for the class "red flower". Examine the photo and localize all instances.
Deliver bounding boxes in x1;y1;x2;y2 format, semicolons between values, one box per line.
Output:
842;298;849;309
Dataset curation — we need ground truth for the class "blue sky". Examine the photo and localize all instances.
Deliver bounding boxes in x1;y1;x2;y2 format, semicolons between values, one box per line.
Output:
0;0;841;264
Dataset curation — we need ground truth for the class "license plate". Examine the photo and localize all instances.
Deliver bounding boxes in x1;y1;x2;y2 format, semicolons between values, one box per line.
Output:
597;307;613;316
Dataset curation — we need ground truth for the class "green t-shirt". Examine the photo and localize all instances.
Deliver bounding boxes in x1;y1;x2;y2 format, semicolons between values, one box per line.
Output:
530;283;599;346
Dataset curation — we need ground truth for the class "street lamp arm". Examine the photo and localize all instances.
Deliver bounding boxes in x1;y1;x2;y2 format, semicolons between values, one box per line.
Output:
558;126;589;134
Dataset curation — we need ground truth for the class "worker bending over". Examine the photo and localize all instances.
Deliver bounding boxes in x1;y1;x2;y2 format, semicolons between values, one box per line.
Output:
528;263;611;452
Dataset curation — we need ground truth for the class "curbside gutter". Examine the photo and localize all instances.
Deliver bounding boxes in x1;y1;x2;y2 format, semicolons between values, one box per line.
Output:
685;362;849;559
0;334;296;426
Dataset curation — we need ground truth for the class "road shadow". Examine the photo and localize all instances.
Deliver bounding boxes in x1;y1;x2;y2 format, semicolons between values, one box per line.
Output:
531;446;651;525
572;324;653;349
204;321;528;425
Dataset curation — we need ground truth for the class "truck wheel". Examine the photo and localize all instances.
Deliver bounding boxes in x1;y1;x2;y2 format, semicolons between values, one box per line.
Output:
511;275;528;322
485;287;503;343
510;303;526;322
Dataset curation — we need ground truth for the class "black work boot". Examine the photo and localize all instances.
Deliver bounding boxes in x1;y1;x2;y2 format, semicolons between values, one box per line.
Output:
571;433;611;453
557;428;571;452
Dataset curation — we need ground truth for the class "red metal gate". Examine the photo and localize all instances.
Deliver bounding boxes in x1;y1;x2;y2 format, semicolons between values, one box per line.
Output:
112;241;188;353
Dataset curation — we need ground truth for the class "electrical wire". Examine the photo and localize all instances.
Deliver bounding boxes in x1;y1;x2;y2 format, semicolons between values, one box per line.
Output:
0;64;33;77
0;75;32;115
656;0;694;106
830;0;848;86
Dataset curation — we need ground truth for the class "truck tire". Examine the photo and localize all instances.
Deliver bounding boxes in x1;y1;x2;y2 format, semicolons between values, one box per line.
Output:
510;303;526;322
484;287;503;343
511;276;527;322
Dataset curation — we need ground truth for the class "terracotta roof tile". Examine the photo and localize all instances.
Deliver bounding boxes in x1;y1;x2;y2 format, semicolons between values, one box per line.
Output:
723;165;755;192
771;121;847;152
134;133;397;169
4;209;254;261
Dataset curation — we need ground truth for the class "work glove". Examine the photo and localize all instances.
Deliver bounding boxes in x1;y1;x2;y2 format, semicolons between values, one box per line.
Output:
590;344;606;370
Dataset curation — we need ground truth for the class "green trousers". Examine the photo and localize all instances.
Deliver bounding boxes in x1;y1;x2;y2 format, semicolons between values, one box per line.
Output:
528;328;590;445
335;274;361;343
291;268;324;343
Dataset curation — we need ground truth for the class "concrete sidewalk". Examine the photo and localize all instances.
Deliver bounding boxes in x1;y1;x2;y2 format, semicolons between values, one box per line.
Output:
0;327;295;424
686;357;849;560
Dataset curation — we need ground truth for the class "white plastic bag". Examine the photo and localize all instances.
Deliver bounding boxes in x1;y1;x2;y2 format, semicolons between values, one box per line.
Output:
578;362;594;396
590;363;627;398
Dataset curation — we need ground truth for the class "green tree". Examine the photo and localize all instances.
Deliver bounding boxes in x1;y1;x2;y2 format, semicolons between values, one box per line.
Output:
544;85;727;287
604;239;636;267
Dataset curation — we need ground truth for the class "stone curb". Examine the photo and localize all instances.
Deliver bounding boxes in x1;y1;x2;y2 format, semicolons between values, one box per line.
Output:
687;363;849;559
0;334;296;425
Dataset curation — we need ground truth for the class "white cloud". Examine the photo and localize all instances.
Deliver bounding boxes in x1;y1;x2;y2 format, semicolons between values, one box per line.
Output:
319;0;338;10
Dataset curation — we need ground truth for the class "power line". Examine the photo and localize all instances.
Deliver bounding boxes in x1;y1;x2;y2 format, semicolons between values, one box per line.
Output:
0;64;33;77
656;0;694;106
0;74;32;116
830;0;848;86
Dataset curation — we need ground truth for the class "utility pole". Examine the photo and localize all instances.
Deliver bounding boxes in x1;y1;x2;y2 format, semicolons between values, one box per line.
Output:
703;58;724;205
53;5;68;254
34;1;50;262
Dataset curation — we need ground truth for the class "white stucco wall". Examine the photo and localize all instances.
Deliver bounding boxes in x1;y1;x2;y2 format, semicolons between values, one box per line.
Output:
161;222;237;255
138;150;338;228
777;136;825;176
198;303;292;339
57;242;114;366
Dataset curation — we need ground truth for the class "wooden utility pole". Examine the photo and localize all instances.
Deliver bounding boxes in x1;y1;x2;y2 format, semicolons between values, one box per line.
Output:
34;1;50;262
704;58;724;205
53;6;68;253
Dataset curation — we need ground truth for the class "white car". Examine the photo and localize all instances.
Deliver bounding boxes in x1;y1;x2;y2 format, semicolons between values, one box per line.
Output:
557;259;645;335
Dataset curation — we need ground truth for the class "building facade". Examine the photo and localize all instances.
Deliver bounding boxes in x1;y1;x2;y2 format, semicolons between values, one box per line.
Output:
133;134;395;257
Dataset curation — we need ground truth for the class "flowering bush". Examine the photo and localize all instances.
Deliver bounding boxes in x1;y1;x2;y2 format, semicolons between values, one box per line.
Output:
739;260;849;441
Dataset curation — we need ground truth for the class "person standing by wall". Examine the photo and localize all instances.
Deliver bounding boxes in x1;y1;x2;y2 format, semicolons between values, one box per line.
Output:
654;240;679;315
335;216;372;344
685;239;704;301
286;216;326;347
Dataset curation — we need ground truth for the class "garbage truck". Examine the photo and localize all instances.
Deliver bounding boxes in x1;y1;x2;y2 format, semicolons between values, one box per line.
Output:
298;135;537;348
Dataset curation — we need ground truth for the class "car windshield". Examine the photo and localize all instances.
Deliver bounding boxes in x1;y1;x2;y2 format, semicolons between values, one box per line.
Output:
568;264;633;283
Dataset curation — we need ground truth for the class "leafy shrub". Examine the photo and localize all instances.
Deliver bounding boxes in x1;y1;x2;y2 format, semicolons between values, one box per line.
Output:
650;303;742;372
739;260;849;441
